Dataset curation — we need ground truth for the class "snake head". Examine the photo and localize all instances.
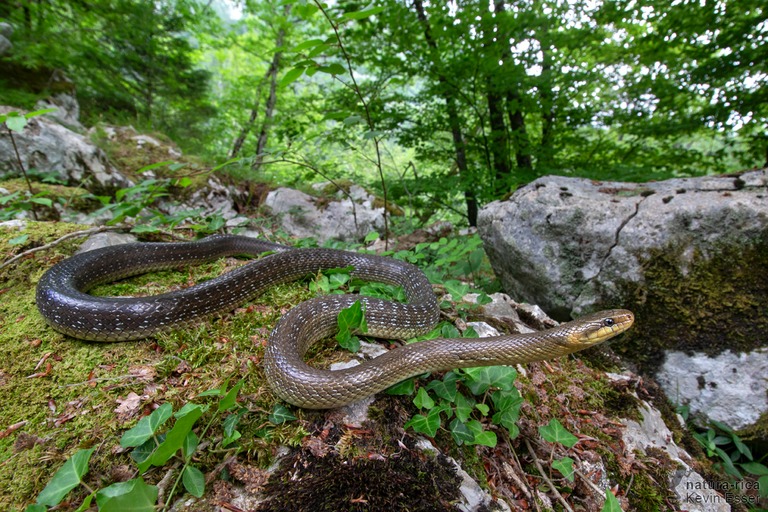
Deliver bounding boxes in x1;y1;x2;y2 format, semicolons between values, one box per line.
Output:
568;309;635;346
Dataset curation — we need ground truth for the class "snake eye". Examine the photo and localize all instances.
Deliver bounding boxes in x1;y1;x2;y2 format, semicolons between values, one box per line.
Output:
602;318;615;327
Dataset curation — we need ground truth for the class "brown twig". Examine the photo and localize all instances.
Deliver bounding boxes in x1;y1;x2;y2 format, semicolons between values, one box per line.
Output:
0;225;125;270
524;438;574;512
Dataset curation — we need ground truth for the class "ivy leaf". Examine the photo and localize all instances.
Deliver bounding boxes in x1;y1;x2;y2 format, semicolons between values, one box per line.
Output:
553;457;576;482
385;378;415;396
462;366;517;395
539;418;579;448
36;448;95;507
449;418;474;445
426;372;458;402
9;234;28;245
404;407;442;437
454;392;475;423
269;404;296;424
95;478;158;512
182;465;205;498
465;420;496;447
121;403;173;448
413;387;435;410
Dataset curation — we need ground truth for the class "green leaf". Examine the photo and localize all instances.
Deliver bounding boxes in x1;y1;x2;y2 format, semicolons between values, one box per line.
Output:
444;280;469;302
280;67;305;87
25;108;57;119
342;6;385;19
454;392;475;423
426;372;458;402
292;38;326;52
96;478;158;512
182;465;205;498
5;114;27;132
462;366;517;395
136;161;174;174
465;420;497;447
449;418;474;445
404;407;442;437
386;378;415;396
138;404;206;472
29;197;53;207
364;231;379;243
601;489;623;512
74;492;95;512
539;419;579;448
219;380;244;411
182;431;199;459
36;448;95;507
475;403;490;416
413;387;435;409
741;461;768;475
9;234;28;245
130;435;162;464
336;300;366;353
121;403;173;448
553;457;576;482
25;505;47;512
758;475;768;498
269;404;296;424
318;63;347;76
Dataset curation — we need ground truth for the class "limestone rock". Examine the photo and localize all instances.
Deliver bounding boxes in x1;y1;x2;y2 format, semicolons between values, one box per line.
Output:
0;105;133;193
264;186;385;242
477;169;768;319
656;348;768;430
620;398;731;512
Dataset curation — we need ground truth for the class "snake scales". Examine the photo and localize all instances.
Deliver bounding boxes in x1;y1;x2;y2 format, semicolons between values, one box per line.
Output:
36;235;634;409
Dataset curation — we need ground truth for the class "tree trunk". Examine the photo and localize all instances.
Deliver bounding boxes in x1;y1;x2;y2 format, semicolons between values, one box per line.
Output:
414;0;478;226
251;5;290;170
230;79;265;159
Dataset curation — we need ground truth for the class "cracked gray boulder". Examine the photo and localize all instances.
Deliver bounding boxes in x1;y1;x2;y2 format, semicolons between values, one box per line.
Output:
477;169;768;318
0;105;133;193
477;169;768;430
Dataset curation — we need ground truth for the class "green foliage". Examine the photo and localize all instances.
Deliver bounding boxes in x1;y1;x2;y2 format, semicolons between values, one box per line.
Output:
403;363;522;447
690;419;768;498
335;299;367;353
25;379;294;511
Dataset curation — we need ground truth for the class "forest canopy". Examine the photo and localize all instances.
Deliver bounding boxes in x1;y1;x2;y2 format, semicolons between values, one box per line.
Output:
1;0;765;226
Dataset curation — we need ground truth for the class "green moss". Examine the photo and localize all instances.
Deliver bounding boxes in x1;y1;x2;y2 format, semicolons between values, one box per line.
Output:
610;234;768;373
0;222;315;509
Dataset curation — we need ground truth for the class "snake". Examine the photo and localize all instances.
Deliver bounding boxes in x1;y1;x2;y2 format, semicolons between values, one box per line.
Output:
36;234;634;409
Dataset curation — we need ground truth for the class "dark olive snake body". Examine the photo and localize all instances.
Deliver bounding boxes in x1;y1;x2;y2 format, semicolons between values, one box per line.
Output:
36;235;634;409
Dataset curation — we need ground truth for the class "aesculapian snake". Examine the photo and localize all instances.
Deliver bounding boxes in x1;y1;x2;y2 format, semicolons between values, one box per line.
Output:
36;235;634;409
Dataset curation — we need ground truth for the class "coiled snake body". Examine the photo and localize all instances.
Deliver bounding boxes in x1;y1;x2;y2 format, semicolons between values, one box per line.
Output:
36;235;634;409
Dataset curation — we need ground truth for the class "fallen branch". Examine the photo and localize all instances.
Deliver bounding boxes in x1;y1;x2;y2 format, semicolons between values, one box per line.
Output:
0;225;126;271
